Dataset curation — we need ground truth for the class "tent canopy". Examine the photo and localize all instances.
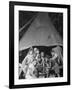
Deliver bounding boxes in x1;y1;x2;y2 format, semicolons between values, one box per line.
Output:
19;12;63;51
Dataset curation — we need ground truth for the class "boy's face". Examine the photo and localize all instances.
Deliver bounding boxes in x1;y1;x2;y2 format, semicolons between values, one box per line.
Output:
36;50;39;54
34;48;38;52
51;51;55;56
41;52;44;57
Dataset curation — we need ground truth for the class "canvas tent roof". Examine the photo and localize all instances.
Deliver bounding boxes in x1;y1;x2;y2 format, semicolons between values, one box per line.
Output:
19;12;63;51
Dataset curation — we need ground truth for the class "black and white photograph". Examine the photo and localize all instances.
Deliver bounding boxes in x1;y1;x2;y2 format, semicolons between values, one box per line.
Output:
9;1;70;89
19;11;63;79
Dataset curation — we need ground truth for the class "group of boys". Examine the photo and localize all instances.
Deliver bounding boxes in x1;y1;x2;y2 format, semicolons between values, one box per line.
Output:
19;47;63;79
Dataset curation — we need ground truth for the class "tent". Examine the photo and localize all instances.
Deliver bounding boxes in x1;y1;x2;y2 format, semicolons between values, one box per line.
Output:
19;12;63;51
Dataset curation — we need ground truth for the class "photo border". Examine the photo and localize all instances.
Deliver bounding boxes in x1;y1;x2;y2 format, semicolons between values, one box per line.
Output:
9;1;70;89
